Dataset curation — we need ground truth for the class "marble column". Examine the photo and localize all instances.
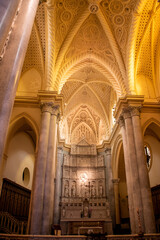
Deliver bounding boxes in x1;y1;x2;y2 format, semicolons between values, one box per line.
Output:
42;106;60;234
123;108;144;233
0;0;20;53
53;147;64;225
30;102;53;234
104;148;115;228
0;0;39;169
130;107;156;233
113;178;120;226
118;116;136;233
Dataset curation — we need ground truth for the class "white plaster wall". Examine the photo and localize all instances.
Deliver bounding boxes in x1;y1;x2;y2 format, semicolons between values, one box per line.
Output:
3;132;35;190
144;135;160;187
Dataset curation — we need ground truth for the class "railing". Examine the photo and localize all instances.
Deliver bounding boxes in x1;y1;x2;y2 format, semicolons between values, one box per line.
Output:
0;235;87;240
0;234;160;240
0;211;27;234
107;234;160;240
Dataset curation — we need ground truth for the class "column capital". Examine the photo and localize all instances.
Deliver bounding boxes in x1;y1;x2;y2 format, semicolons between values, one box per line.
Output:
57;146;63;154
112;178;120;185
40;102;54;114
130;106;141;117
52;105;61;123
105;148;111;155
122;107;131;119
118;115;125;128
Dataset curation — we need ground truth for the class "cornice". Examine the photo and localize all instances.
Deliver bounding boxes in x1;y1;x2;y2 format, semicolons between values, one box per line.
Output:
14;91;64;114
114;95;144;120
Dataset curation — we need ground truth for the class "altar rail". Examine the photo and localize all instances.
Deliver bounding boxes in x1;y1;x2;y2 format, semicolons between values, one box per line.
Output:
107;234;160;240
0;234;160;240
0;235;87;240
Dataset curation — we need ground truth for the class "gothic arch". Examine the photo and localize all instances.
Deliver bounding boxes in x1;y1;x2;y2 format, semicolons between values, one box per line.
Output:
5;112;39;154
142;117;160;136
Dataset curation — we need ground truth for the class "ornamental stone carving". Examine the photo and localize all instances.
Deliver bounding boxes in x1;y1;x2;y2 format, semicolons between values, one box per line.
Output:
89;4;99;14
40;102;54;113
60;142;112;234
130;106;141;117
122;107;131;119
118;115;125;128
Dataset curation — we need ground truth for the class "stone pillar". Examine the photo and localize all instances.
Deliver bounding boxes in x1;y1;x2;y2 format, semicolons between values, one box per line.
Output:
123;108;144;233
42;106;60;234
118;116;136;233
53;147;63;225
0;0;39;168
0;0;20;53
113;179;120;226
104;148;115;228
30;102;53;234
130;107;156;233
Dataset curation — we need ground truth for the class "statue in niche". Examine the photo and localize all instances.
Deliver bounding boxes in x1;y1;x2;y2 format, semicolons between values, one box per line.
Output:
64;183;69;197
71;181;76;197
84;206;89;217
99;185;103;197
91;183;96;197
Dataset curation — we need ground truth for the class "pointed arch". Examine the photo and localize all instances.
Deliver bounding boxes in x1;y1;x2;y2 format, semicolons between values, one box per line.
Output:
142;117;160;135
5;113;39;154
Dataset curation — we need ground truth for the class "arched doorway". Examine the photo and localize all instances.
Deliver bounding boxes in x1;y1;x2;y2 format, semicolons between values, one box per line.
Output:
0;114;38;234
143;120;160;232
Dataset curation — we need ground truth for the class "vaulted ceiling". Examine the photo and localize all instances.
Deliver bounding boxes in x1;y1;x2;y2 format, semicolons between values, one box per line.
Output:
18;0;160;145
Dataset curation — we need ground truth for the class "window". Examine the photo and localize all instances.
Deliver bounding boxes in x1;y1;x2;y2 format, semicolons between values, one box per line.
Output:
144;144;152;170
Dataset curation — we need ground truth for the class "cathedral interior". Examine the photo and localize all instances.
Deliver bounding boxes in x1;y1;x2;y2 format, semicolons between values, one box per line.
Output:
0;0;160;238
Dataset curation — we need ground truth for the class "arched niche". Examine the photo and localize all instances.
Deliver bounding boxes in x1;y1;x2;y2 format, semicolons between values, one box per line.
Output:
2;113;39;190
117;144;130;234
112;136;130;234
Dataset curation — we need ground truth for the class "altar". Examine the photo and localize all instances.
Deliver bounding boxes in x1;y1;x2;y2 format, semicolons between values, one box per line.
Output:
60;141;113;235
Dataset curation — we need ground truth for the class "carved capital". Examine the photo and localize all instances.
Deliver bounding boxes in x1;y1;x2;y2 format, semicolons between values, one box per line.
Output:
112;178;120;184
52;105;59;115
57;146;63;154
130;106;141;117
105;148;111;155
40;102;54;114
122;107;131;119
118;115;125;128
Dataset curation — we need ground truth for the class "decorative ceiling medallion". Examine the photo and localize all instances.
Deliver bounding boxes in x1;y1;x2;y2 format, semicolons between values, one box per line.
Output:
89;4;99;13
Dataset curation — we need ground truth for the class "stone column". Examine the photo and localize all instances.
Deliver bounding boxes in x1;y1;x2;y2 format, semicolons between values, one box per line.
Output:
42;106;60;234
104;148;115;228
0;0;39;168
53;147;64;225
113;179;120;226
30;102;53;234
130;107;156;233
123;108;144;233
0;0;20;53
118;116;136;233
